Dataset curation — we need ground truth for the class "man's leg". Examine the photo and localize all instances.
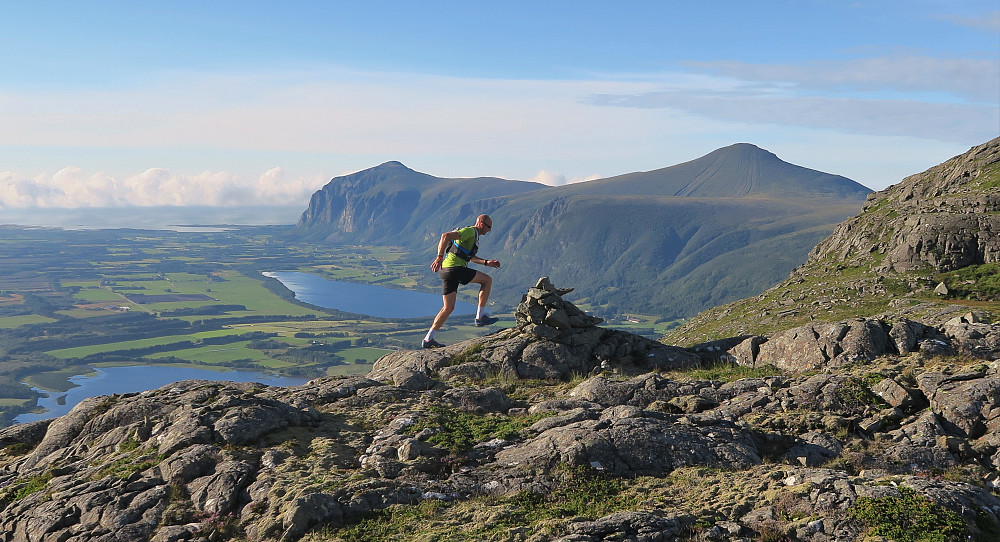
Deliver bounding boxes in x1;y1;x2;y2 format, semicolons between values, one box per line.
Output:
424;292;456;346
432;292;457;330
470;272;497;325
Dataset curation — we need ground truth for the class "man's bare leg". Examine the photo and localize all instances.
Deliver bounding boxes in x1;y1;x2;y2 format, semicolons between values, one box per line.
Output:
470;272;496;324
424;292;457;346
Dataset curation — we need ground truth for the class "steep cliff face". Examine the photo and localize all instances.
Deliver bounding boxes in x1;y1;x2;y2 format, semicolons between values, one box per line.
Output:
295;161;544;242
809;137;1000;273
297;161;433;235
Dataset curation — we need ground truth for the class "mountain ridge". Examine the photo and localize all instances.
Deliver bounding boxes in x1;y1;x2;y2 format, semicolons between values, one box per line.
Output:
558;143;869;199
293;144;870;318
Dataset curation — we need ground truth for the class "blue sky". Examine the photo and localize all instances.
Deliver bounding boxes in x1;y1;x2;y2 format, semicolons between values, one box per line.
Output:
1;0;997;208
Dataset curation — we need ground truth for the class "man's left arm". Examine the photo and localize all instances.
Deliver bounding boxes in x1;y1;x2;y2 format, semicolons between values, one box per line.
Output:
473;256;501;268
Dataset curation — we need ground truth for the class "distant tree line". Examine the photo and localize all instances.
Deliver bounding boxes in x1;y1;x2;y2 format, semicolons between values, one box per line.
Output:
73;331;276;362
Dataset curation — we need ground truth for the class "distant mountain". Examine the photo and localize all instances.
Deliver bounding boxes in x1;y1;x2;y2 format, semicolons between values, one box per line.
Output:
555;143;867;199
665;136;1000;345
296;161;545;239
293;145;871;319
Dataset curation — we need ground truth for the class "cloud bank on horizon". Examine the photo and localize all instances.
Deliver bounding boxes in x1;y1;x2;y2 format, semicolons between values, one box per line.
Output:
0;1;997;209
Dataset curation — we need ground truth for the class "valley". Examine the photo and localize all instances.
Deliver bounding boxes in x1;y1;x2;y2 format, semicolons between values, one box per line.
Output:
0;225;673;426
0;226;464;425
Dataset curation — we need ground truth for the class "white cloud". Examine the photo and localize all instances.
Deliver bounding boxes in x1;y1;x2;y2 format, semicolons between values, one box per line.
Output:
532;170;568;186
686;56;1000;103
0;167;328;208
938;9;1000;32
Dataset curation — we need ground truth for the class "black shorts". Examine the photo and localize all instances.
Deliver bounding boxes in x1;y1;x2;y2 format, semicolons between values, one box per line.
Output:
440;266;477;295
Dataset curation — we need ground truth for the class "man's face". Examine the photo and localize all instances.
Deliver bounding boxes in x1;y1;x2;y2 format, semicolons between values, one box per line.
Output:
478;218;493;234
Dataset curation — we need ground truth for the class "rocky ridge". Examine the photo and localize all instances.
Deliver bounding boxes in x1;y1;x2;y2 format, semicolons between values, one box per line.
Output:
1;277;1000;541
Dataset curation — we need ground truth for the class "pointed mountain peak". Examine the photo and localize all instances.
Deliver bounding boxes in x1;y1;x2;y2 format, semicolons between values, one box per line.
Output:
373;160;410;170
710;142;778;158
566;143;870;199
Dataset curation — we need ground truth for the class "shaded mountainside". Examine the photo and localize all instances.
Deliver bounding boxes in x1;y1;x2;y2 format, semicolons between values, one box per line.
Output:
293;145;869;319
664;136;1000;346
2;277;999;541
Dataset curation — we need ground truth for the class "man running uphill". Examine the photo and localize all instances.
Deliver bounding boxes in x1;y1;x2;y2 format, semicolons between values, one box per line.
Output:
422;214;501;348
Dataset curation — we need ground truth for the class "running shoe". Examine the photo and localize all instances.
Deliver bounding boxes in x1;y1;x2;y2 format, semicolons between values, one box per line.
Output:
474;315;499;327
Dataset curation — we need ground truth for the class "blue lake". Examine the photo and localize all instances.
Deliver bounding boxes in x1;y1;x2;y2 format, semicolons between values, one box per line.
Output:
263;271;477;318
16;366;309;424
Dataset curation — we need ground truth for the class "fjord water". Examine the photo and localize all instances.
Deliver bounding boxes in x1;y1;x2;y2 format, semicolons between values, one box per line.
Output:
263;271;477;318
16;366;309;423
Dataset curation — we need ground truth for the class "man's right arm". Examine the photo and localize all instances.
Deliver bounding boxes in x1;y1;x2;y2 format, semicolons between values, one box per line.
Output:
431;231;462;271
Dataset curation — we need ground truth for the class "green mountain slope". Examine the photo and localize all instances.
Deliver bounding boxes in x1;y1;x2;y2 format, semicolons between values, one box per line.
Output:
293;145;870;318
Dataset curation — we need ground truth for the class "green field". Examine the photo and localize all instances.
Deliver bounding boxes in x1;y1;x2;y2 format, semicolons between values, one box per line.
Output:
0;315;58;329
46;328;257;359
145;341;276;365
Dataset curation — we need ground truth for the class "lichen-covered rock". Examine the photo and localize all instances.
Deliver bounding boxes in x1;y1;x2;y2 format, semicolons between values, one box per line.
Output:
562;510;686;542
753;318;891;372
495;410;760;477
5;277;1000;541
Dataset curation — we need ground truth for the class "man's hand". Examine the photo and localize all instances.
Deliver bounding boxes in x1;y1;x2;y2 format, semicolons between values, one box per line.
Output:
431;257;443;272
485;259;501;268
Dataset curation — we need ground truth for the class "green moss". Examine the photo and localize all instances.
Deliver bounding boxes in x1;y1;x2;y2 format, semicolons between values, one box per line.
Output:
1;471;53;502
118;435;141;452
835;375;886;410
848;486;967;542
669;362;783;382
937;263;1000;302
405;406;549;454
447;343;484;366
322;465;640;542
519;464;640;520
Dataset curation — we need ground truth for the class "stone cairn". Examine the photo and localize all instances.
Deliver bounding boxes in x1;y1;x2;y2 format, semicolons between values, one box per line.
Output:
514;276;604;340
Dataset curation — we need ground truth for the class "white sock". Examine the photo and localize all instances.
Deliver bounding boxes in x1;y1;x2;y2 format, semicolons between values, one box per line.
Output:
476;306;486;320
424;329;436;342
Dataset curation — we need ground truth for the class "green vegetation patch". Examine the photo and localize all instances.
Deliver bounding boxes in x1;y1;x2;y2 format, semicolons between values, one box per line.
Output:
146;342;273;365
406;406;549;454
324;465;640;541
0;471;53;503
0;314;57;329
937;263;1000;302
46;328;258;359
666;361;783;382
848;486;967;542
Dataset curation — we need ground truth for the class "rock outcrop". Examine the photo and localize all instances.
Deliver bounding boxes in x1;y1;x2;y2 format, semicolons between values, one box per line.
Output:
371;277;699;384
716;312;1000;373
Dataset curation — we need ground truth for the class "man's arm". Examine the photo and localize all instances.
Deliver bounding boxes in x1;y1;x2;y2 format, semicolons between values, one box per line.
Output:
430;231;462;272
471;256;501;268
